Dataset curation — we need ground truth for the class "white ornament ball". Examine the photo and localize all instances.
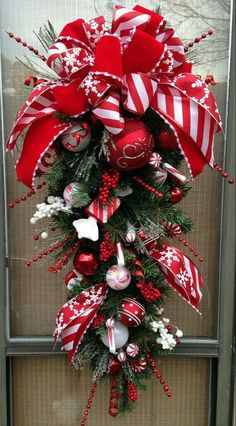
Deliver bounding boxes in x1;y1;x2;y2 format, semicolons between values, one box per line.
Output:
101;321;129;349
41;231;48;239
175;329;183;338
117;351;127;363
126;343;139;357
30;218;37;224
106;265;131;290
61;123;91;152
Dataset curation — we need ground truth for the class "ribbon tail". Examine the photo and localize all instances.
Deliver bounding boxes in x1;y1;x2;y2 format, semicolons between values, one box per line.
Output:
6;84;56;151
16;115;70;188
150;244;203;315
54;284;107;367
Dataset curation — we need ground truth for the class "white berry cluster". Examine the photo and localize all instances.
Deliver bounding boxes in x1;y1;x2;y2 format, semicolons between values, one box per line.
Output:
149;317;183;351
30;196;71;224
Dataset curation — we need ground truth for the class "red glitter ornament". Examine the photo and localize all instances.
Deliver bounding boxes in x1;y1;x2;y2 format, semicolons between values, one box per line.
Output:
156;130;178;151
73;250;99;276
107;120;154;171
169;187;183;203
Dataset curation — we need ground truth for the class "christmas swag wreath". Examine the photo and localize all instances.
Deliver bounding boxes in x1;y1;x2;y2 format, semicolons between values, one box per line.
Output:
6;4;234;424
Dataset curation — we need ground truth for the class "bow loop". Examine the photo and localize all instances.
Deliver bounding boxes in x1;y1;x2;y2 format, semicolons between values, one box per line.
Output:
122;29;165;75
92;34;123;83
83;16;109;49
122;73;157;115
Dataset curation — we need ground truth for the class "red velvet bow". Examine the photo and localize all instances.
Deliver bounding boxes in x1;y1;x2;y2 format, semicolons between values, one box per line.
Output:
7;4;222;188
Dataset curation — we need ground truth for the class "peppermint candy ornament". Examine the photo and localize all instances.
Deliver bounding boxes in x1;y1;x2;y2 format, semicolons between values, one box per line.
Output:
37;146;57;175
106;243;131;290
126;343;139;357
119;298;145;327
117;351;127;363
125;224;136;243
149;152;162;169
131;358;147;373
61;122;91;152
106;265;131;290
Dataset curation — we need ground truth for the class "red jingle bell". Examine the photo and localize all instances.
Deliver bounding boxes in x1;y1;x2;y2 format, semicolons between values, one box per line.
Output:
169;187;184;204
118;298;145;327
156;130;178;151
73;250;99;276
107;119;154;171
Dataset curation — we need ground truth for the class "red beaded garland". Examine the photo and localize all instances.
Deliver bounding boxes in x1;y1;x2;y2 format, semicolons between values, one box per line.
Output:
184;29;214;52
80;381;98;426
213;162;234;184
7;31;47;62
24;231;76;267
109;377;119;417
163;222;204;262
8;182;46;209
145;352;173;398
132;176;164;199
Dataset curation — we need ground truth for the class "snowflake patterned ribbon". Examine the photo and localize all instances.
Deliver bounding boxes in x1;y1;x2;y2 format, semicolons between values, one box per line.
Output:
151;244;203;314
54;284;108;365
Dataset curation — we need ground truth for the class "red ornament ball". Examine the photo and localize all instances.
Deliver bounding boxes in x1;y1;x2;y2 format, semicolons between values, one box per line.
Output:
108;358;121;374
107;120;154;171
169;187;184;204
156;130;178;151
119;298;145;327
73;250;99;276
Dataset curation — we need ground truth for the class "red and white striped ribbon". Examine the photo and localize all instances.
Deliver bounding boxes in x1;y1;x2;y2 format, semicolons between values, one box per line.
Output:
6;83;56;151
93;92;125;135
122;73;157;115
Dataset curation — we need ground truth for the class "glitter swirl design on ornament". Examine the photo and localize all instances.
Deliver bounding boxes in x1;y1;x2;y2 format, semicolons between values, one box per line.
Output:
117;137;152;169
94;0;158;22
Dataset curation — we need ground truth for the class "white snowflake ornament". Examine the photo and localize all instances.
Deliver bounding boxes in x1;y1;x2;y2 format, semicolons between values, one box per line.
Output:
73;216;99;241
